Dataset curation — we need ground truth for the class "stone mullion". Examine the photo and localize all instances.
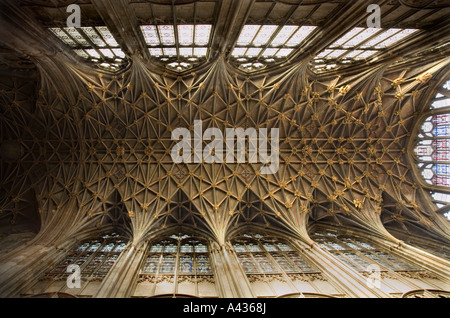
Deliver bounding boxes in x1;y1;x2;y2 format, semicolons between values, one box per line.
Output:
209;241;255;298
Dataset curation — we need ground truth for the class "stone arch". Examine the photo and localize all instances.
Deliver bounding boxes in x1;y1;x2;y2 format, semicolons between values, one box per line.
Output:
132;228;218;298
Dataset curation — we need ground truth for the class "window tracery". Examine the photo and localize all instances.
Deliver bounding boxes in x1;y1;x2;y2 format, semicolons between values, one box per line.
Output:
311;27;418;72
45;233;127;280
49;26;128;72
231;25;317;72
134;232;216;297
414;78;450;221
232;233;319;276
141;233;212;277
230;232;345;296
311;230;421;272
140;24;213;72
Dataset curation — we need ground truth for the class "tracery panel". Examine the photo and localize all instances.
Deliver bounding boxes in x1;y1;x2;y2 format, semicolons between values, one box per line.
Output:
49;26;128;72
140;24;213;72
311;229;448;295
414;78;450;221
312;230;421;272
231;233;340;297
134;233;216;298
25;233;128;297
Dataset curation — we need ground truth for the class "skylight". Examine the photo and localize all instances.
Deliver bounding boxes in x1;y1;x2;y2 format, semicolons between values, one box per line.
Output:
49;26;127;72
312;27;418;72
231;25;317;72
140;24;212;72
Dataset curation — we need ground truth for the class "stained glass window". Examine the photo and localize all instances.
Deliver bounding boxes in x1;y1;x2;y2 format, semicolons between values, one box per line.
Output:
45;233;128;280
158;25;176;46
231;25;317;72
140;24;212;72
312;27;418;72
238;254;259;274
414;78;450;220
311;230;422;272
49;26;127;72
140;233;213;277
232;233;319;276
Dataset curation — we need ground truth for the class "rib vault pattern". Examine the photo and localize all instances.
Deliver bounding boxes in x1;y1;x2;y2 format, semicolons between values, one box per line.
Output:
0;0;449;298
1;53;449;248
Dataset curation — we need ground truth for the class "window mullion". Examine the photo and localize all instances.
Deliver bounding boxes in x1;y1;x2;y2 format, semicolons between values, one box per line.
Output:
173;239;181;296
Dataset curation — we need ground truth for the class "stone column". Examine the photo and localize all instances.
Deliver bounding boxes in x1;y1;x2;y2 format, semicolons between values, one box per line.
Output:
0;194;89;297
209;241;255;298
94;241;149;298
0;238;74;297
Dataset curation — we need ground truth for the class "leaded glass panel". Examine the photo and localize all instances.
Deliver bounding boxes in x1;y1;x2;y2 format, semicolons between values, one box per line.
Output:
272;254;296;273
164;243;178;253
44;233;128;280
232;233;319;276
312;27;418;72
196;255;212;275
276;243;293;251
160;255;176;274
179;255;194;274
49;26;127;71
238;254;259;274
143;255;160;274
139;24;212;71
312;230;422;273
232;24;317;71
141;234;213;279
415;78;450;215
195;244;208;253
287;253;316;273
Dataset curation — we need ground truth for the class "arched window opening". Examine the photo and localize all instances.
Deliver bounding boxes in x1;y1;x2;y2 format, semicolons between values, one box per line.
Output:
311;229;447;295
231;233;342;297
414;78;450;221
133;233;216;298
140;24;213;72
49;26;128;72
401;238;450;260
24;233;128;297
231;25;317;72
232;233;318;275
311;230;420;272
48;233;127;279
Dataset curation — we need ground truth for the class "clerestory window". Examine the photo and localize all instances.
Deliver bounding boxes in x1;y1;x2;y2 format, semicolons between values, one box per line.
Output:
311;230;421;272
46;233;128;280
232;233;319;275
141;233;212;276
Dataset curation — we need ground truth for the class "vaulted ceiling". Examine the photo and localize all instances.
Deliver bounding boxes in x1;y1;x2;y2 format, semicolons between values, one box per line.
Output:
0;0;449;247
